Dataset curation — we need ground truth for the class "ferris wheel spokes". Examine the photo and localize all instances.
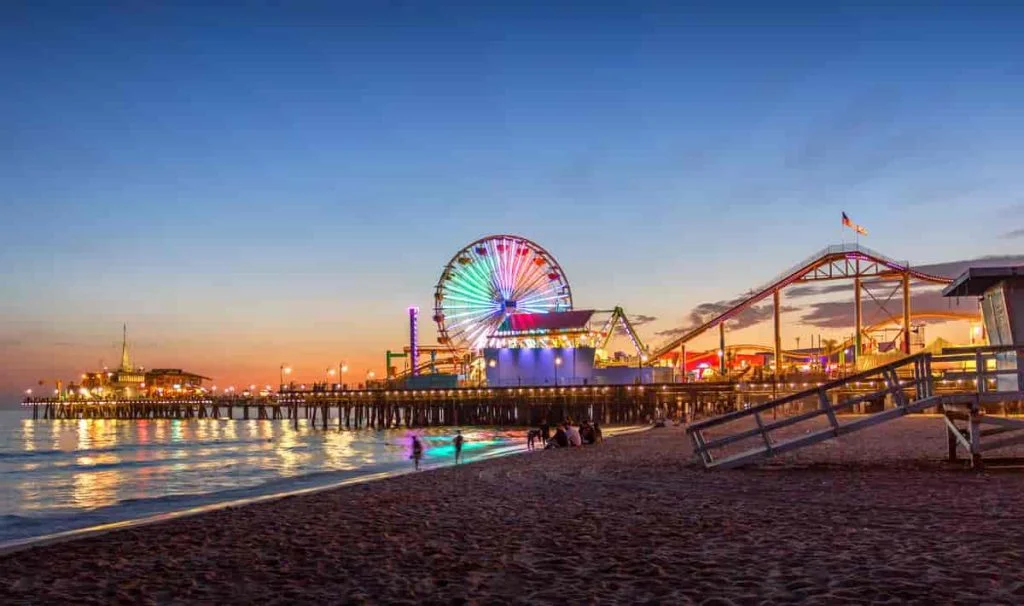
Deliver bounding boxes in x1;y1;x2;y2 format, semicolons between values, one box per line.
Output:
434;235;573;351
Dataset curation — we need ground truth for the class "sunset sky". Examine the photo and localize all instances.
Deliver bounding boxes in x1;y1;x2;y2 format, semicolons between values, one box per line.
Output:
3;2;1024;403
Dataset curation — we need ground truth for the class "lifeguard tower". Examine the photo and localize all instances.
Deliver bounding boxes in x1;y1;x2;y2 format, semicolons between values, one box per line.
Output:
942;266;1024;392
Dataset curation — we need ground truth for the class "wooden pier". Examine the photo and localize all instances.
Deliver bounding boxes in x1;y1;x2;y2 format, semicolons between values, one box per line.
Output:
22;383;740;430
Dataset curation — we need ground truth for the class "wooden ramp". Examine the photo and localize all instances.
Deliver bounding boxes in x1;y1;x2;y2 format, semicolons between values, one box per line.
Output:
687;346;1024;470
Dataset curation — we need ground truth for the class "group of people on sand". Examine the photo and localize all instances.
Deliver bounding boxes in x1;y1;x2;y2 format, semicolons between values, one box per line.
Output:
526;419;602;450
408;416;606;471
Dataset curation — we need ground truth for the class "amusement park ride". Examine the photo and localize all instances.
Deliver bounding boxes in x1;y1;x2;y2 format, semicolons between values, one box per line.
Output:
382;234;654;387
646;243;960;379
384;236;982;389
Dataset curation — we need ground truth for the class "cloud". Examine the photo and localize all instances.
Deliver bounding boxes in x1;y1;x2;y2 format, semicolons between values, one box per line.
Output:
800;289;976;329
655;298;799;338
789;85;897;170
914;254;1024;279
785;283;859;299
612;314;657;337
1001;228;1024;240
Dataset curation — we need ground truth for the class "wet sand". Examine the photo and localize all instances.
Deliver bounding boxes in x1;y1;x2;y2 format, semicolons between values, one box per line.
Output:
3;417;1024;604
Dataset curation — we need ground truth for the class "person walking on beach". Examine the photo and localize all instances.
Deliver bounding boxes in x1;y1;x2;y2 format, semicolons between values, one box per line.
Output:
411;435;424;471
452;430;464;464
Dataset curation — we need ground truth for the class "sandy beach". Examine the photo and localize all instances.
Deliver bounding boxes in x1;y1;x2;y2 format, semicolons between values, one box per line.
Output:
3;417;1024;604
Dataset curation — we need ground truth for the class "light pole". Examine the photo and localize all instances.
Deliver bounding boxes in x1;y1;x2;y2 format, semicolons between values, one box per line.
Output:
326;367;336;390
280;364;292;392
340;362;348;390
366;370;375;388
554;355;562;386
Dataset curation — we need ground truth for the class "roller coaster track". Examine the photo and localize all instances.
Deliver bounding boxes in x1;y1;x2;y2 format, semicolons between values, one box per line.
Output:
650;244;954;362
391;353;468;381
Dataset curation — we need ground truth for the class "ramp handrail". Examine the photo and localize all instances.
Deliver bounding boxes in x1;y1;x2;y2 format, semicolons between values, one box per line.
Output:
935;345;1024;396
688;352;931;433
687;352;936;469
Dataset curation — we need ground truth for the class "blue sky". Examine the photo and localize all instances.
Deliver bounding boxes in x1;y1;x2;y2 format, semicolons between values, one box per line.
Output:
2;1;1024;400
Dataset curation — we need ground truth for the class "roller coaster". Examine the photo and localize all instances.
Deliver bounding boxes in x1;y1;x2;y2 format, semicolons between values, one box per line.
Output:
648;243;958;375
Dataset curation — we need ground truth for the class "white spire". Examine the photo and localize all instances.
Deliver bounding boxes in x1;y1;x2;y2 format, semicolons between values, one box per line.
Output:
120;323;132;372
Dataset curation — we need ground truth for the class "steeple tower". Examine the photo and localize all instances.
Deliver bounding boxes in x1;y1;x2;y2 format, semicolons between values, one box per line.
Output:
120;323;132;372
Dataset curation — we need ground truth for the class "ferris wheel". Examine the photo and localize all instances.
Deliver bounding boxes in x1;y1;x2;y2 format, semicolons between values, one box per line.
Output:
433;235;573;351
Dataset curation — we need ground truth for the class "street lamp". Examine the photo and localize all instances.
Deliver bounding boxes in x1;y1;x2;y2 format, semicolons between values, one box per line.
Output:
554;356;563;386
340;363;349;389
280;364;292;392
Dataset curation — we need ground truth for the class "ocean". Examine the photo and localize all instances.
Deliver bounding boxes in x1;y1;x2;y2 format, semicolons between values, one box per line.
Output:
0;408;533;547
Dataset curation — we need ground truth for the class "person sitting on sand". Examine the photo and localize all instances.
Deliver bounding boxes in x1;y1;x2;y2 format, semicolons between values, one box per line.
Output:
580;422;595;445
548;424;569;449
566;423;582;447
452;430;464;464
411;436;424;471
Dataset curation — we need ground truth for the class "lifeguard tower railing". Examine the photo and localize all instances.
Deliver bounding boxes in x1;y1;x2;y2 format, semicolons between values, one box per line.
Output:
687;345;1024;470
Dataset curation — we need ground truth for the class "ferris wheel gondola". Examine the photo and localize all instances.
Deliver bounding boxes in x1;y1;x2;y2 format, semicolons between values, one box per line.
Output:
433;235;573;351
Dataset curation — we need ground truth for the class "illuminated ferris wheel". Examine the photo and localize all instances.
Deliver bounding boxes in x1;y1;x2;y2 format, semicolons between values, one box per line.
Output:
433;235;573;351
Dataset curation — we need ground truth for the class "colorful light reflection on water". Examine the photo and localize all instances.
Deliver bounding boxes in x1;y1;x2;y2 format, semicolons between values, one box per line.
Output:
0;409;524;543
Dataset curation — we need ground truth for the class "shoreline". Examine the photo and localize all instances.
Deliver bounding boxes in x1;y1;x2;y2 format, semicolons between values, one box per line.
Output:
4;417;1024;603
0;424;649;557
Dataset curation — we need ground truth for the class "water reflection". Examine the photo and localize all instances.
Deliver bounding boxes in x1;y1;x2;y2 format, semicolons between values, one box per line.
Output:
20;420;34;452
0;413;520;538
72;469;120;509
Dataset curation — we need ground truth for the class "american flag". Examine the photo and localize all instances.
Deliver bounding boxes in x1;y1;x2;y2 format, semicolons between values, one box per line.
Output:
842;212;867;236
